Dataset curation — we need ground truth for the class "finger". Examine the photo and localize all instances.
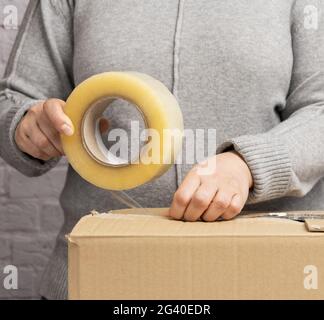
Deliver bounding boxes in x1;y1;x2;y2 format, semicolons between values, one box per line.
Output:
169;170;201;220
38;113;64;154
99;117;110;135
43;99;74;136
16;130;51;161
183;182;218;222
28;118;62;158
202;189;233;222
221;194;244;221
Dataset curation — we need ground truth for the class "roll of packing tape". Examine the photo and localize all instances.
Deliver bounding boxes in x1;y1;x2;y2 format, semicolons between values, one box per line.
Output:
61;72;184;190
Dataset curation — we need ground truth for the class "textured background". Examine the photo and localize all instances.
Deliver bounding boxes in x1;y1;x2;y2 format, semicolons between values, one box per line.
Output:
0;0;66;299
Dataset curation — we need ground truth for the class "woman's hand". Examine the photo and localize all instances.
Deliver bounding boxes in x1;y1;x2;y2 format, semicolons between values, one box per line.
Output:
15;99;110;161
15;99;74;161
169;152;253;222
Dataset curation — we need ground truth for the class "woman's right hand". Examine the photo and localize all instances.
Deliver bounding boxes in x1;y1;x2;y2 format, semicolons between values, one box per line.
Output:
15;99;74;161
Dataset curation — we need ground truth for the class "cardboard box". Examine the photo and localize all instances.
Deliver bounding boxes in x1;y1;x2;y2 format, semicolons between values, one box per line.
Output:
68;209;324;300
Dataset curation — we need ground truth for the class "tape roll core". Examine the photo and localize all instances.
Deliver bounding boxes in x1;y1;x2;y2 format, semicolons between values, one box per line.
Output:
62;72;184;191
81;96;148;167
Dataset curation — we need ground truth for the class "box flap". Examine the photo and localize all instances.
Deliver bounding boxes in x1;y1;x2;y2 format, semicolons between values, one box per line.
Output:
69;208;324;239
305;219;324;232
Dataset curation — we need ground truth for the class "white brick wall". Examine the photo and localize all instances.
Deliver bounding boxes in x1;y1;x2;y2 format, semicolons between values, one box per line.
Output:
0;1;66;299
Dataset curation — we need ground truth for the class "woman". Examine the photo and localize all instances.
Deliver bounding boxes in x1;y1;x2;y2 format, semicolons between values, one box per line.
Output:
1;0;324;300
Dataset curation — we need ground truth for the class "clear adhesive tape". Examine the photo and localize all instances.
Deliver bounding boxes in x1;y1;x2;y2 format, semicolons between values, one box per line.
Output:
61;72;184;191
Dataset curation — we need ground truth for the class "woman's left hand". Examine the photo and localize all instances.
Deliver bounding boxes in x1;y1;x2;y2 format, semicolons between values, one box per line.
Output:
169;152;253;222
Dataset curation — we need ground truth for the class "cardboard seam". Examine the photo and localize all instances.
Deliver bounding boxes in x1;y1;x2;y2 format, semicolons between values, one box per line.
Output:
68;234;324;239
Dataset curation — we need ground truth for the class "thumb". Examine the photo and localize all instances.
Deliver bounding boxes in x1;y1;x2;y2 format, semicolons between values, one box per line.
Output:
43;99;74;136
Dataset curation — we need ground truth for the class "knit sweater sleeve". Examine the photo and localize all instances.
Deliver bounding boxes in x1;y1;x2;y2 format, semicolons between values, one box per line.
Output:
0;0;74;177
217;0;324;204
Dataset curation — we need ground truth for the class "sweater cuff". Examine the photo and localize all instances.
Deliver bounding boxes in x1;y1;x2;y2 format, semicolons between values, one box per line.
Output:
0;98;59;177
217;134;292;204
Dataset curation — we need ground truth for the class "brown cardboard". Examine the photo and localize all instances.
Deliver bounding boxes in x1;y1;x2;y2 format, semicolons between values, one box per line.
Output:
68;209;324;300
305;219;324;232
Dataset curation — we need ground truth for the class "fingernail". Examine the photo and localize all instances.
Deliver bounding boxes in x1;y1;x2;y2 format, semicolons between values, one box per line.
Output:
61;123;74;136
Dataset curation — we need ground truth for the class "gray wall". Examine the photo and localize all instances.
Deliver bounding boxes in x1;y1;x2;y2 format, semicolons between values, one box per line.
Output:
0;0;66;299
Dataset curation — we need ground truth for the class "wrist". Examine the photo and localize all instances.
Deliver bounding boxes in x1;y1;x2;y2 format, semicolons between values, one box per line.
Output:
229;151;253;189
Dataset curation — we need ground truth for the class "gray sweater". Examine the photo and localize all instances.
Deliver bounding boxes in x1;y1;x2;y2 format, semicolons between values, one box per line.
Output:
1;0;324;300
